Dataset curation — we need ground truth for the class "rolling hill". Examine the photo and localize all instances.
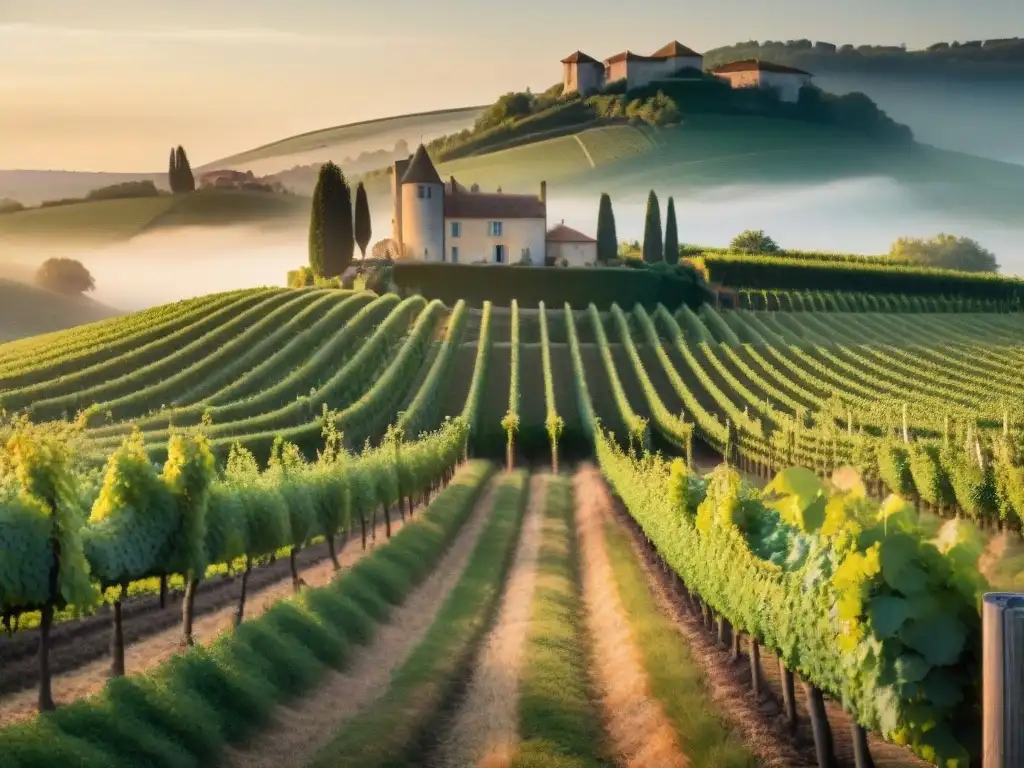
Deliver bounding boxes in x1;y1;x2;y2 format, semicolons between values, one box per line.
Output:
0;189;310;245
0;279;120;342
202;105;485;176
350;116;1024;227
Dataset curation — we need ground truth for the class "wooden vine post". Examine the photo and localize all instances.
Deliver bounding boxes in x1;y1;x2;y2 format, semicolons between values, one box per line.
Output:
983;592;1024;768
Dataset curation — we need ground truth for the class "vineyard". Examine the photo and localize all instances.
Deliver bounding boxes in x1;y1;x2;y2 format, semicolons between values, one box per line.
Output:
1;284;1021;767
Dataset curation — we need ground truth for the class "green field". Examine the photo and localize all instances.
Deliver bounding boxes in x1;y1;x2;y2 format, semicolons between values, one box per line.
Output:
0;279;121;343
0;190;310;244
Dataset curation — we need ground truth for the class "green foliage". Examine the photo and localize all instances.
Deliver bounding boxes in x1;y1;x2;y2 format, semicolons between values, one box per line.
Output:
700;252;1024;300
35;258;95;296
596;437;981;766
663;196;679;265
353;182;372;259
890;234;999;273
730;229;780;255
389;261;705;311
642;190;663;263
82;431;177;587
0;424;98;613
308;162;354;279
595;192;618;264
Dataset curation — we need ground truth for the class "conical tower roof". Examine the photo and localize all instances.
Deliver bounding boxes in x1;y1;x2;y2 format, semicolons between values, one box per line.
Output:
400;144;442;185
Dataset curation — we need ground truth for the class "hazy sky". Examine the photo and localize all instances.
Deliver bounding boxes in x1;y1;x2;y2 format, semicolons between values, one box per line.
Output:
1;0;1020;171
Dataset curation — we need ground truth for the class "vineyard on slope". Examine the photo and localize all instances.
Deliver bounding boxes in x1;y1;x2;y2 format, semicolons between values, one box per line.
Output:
3;284;1024;766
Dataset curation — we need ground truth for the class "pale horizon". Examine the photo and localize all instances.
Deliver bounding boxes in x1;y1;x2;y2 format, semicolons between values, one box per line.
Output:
1;0;1021;172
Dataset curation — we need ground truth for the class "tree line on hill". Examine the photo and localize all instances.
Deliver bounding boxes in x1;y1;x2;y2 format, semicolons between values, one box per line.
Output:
306;162;372;280
702;38;1024;77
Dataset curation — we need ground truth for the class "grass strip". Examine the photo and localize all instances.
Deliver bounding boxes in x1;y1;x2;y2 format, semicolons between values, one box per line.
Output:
601;514;758;767
0;460;495;768
511;475;607;768
307;469;529;768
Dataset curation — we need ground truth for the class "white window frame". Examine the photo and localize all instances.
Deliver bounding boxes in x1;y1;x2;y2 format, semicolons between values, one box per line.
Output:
488;221;503;237
450;221;461;238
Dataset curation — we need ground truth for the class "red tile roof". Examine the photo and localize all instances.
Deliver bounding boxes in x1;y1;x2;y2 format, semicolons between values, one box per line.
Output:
650;40;702;58
561;51;601;64
546;223;596;243
605;50;661;64
445;190;545;219
712;59;812;75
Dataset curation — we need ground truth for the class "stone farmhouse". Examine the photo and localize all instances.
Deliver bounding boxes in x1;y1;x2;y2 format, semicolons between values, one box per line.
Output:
391;144;597;267
710;60;813;102
561;41;813;102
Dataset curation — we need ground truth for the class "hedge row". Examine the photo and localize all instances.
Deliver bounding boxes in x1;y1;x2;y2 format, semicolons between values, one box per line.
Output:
390;262;706;311
694;253;1024;300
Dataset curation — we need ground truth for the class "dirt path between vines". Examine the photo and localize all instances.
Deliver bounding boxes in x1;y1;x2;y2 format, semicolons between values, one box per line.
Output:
0;512;408;727
217;477;502;768
432;474;546;768
574;465;690;768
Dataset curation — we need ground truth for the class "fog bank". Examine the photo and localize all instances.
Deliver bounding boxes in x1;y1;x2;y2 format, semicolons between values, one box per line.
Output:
2;176;1022;313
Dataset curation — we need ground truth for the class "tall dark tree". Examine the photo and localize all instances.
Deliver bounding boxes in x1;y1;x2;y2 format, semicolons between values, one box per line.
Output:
309;162;355;279
596;192;618;264
174;146;195;192
663;196;679;264
168;149;179;193
354;182;372;259
642;189;663;263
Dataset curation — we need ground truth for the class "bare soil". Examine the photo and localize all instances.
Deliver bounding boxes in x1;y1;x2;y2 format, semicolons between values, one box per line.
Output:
217;476;502;768
574;466;690;768
606;483;931;768
432;474;547;768
0;507;413;727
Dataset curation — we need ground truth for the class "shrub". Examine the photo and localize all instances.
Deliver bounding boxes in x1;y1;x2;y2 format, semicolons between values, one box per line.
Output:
85;180;161;202
35;258;96;296
889;234;999;273
730;229;780;254
0;198;25;214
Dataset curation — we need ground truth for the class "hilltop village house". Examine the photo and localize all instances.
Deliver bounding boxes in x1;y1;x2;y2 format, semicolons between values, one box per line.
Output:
561;41;813;102
391;144;597;267
710;60;813;102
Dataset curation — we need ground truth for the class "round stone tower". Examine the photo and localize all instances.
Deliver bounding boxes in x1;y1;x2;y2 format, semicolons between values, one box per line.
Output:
399;144;444;261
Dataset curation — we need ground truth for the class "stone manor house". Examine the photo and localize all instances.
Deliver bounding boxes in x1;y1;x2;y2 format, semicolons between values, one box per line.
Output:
561;39;813;103
391;144;597;267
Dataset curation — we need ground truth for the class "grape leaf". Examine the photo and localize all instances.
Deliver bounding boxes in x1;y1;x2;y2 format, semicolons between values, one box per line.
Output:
899;615;967;666
894;652;930;683
921;669;964;708
868;595;911;638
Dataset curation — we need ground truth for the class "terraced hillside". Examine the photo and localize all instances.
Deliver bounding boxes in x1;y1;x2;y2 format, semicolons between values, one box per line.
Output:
1;285;1020;767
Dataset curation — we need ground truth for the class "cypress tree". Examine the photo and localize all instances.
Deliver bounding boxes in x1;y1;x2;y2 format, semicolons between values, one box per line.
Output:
309;163;355;279
354;182;372;259
168;148;179;193
642;189;662;263
664;196;679;264
596;192;618;264
174;146;195;192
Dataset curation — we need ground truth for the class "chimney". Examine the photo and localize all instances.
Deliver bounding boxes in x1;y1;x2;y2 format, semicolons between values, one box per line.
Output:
539;180;547;203
449;175;456;194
